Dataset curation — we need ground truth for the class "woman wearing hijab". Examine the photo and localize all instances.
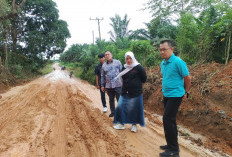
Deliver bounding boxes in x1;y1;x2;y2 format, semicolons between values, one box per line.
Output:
113;51;147;132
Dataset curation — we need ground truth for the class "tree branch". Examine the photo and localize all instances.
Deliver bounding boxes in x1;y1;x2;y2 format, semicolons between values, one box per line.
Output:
15;0;26;10
0;0;26;21
0;13;18;21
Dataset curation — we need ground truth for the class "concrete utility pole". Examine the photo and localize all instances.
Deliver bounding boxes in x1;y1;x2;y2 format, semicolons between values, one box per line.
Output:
92;30;94;44
90;17;104;41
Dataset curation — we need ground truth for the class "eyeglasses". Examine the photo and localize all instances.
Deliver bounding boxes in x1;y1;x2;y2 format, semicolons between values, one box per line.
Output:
158;47;171;52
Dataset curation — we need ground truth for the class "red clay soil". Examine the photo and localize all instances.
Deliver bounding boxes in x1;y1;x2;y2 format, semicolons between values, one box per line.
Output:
143;59;232;155
0;62;230;156
2;64;207;157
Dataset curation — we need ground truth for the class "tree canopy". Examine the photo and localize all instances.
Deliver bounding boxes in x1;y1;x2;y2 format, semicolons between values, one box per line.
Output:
108;14;132;43
0;0;70;76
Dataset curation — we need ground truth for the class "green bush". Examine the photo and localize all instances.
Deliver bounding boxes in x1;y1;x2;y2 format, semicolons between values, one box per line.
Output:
181;54;196;65
145;51;162;67
80;66;96;85
40;62;53;75
116;49;130;65
9;64;23;78
115;37;131;49
131;40;154;65
105;44;118;56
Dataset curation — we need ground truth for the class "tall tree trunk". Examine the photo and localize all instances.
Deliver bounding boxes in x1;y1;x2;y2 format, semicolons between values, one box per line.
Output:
224;36;228;64
11;19;17;53
0;56;2;69
225;31;231;65
5;27;9;66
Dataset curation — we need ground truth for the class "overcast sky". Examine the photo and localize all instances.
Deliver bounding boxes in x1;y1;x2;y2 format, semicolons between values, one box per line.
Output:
53;0;152;49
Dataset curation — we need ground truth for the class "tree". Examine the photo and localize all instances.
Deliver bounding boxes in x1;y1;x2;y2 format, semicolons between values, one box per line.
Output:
195;4;223;63
0;0;9;18
95;39;110;53
20;0;70;59
0;0;26;21
223;10;232;65
1;0;70;71
176;12;198;59
146;0;232;21
60;44;88;62
213;8;232;65
108;14;132;43
147;17;177;41
0;0;11;66
0;0;26;54
130;29;151;40
146;0;199;20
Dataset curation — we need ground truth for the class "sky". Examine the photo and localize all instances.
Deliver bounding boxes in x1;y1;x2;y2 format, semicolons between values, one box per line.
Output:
53;0;152;49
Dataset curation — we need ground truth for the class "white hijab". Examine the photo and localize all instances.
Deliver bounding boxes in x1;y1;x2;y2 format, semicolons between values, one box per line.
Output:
114;51;140;80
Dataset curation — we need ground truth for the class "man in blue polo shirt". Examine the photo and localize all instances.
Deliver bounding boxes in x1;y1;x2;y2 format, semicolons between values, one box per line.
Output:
159;40;191;157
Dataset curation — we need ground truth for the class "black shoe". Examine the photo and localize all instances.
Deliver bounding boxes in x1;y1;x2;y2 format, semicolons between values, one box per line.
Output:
160;145;170;151
159;150;179;157
109;113;114;117
160;145;180;152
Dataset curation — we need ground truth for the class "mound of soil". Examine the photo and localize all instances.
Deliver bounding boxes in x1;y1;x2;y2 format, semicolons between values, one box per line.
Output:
143;60;232;155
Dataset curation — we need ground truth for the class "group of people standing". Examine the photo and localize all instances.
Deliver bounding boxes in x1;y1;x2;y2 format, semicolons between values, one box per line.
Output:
95;50;146;133
95;39;191;157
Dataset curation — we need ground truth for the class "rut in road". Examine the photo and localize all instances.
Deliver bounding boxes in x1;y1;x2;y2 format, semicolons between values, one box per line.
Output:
0;74;139;157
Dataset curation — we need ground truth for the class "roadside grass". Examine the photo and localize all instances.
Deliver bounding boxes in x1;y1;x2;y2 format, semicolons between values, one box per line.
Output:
40;62;54;75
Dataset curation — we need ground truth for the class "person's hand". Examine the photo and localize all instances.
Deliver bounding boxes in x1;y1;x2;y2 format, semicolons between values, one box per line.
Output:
101;87;105;92
183;92;189;101
0;95;2;99
96;85;100;89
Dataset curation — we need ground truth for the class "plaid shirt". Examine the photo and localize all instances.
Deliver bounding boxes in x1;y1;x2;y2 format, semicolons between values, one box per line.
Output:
101;59;122;88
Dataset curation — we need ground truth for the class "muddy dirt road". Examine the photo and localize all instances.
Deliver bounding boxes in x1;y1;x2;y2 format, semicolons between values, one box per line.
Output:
0;63;227;157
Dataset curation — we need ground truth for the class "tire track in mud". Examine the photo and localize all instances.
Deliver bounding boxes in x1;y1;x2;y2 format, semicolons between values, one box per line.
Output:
65;87;138;157
0;71;139;157
0;83;47;132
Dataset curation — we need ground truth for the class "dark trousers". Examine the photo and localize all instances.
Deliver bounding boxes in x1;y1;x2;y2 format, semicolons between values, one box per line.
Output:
163;96;183;152
106;87;121;114
100;88;106;107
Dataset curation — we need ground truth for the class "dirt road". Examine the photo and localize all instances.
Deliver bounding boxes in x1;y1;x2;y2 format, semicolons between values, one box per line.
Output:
0;63;227;157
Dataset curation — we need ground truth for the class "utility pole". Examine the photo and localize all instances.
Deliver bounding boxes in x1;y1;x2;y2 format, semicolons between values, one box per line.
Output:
90;17;104;41
92;30;94;44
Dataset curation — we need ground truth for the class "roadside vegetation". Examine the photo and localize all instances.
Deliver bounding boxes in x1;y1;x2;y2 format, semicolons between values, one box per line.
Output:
60;0;232;84
0;0;70;86
40;61;54;75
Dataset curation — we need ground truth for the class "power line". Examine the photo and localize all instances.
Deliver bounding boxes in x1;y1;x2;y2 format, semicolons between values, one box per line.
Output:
90;17;104;41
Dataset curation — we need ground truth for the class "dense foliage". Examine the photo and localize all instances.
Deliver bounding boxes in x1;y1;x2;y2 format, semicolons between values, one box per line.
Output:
0;0;70;78
146;0;232;64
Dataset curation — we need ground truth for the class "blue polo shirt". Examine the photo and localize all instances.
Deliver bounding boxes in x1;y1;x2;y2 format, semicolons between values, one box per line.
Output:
161;54;189;97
